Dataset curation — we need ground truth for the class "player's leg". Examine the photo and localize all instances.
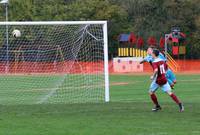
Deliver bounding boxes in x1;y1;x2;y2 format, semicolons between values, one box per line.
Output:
169;69;177;83
161;83;184;112
149;81;161;111
167;78;175;89
166;69;177;88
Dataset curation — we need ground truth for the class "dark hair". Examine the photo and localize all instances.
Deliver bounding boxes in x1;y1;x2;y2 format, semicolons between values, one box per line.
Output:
148;46;157;50
153;49;160;57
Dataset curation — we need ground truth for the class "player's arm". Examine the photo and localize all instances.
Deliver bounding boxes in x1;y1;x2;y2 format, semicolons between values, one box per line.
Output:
140;59;146;64
151;68;158;80
150;63;158;80
140;55;152;64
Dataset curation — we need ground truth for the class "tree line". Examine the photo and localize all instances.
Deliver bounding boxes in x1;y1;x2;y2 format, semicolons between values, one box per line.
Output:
0;0;200;59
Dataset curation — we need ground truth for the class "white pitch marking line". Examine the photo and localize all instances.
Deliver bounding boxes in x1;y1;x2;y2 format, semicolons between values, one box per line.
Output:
37;75;66;104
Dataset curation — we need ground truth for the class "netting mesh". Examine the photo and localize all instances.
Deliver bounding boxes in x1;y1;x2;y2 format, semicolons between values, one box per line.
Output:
0;22;107;105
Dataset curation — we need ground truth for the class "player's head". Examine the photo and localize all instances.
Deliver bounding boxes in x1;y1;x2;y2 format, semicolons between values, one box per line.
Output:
147;46;156;55
152;49;160;59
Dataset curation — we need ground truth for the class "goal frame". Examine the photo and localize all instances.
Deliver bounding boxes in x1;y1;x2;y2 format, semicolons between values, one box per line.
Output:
0;21;110;102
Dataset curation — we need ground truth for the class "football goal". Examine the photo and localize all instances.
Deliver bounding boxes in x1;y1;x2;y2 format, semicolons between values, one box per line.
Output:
0;21;109;105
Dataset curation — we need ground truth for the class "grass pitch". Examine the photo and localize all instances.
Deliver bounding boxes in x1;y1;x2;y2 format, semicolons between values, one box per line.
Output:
0;74;200;135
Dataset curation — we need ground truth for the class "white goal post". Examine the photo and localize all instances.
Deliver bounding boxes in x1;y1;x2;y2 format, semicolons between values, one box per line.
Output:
0;21;109;104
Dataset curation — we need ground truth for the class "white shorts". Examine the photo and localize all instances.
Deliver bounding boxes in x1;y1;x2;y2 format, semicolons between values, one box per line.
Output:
149;79;171;93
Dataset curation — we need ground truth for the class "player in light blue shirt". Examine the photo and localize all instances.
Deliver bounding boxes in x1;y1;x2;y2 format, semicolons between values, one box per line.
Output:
143;53;166;63
140;46;177;88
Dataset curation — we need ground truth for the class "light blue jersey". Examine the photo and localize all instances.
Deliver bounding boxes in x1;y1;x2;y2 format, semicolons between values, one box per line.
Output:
158;53;167;62
143;53;166;63
143;54;153;63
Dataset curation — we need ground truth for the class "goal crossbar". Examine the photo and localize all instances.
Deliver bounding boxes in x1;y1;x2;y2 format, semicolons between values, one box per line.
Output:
0;21;107;25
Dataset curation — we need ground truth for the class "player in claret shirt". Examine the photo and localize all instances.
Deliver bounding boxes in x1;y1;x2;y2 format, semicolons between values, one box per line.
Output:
149;49;184;112
140;46;177;89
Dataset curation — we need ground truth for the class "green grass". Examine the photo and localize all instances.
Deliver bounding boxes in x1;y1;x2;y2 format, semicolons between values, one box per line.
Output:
0;74;105;104
0;74;200;135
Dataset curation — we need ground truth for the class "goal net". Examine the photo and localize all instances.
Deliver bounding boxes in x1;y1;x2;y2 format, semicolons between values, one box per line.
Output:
0;21;109;105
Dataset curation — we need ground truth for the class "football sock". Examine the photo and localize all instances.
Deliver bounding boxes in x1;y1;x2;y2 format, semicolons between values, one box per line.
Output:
170;93;181;104
150;93;159;106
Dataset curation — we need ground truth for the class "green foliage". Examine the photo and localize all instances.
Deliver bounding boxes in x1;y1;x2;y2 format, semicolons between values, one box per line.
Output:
0;0;200;58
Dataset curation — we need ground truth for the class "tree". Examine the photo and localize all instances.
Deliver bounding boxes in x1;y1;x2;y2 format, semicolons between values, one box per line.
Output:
1;0;200;58
64;0;129;58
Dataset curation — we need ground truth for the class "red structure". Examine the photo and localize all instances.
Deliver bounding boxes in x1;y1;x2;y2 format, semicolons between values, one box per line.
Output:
159;37;165;49
129;33;137;45
137;37;144;48
147;36;157;46
167;31;187;56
